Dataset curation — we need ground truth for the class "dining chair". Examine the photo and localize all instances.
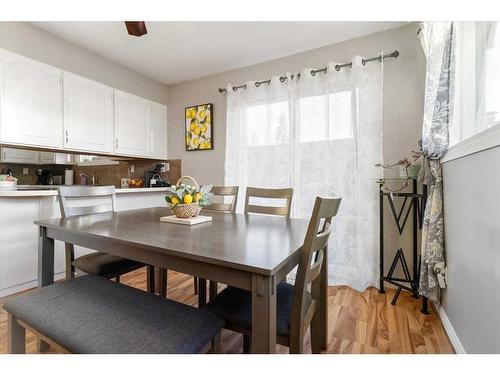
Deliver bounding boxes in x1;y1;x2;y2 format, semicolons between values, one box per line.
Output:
194;186;239;296
204;196;342;354
57;185;159;293
244;187;294;218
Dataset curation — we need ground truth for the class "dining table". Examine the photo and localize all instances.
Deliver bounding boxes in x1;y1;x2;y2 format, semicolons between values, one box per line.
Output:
35;207;329;354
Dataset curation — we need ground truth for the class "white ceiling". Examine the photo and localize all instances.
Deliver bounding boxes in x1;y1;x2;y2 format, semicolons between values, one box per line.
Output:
31;21;406;85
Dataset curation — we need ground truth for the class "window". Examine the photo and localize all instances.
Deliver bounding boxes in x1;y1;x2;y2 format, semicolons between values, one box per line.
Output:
246;101;289;147
299;91;353;143
450;22;500;147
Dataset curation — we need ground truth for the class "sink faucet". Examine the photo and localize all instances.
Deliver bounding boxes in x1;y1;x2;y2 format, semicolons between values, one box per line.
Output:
80;173;96;185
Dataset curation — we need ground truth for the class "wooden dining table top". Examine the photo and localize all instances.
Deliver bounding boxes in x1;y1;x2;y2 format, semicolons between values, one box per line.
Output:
35;207;309;276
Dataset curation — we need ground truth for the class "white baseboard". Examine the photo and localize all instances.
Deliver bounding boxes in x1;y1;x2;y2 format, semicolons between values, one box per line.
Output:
0;272;65;298
434;302;466;354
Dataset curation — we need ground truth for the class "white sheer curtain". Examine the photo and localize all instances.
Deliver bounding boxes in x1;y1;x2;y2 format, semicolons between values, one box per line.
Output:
225;56;384;290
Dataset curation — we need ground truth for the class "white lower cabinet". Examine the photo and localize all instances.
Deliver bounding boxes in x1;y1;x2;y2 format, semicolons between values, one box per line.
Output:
0;147;39;164
0;197;66;296
0;191;168;297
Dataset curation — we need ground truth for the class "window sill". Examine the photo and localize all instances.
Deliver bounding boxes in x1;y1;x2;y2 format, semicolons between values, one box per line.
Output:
442;124;500;163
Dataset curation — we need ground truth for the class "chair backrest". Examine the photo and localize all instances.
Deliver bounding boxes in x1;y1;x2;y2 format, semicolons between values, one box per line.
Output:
203;186;239;214
58;185;117;218
244;187;294;218
290;196;341;338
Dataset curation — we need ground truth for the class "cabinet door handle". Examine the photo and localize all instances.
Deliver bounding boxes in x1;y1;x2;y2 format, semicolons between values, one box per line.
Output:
115;139;118;149
65;130;69;143
2;151;6;160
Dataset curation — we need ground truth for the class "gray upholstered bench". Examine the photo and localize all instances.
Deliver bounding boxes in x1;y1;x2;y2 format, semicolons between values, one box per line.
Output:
4;275;225;354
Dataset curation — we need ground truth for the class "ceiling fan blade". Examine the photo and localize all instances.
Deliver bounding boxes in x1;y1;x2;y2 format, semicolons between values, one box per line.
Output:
125;21;147;37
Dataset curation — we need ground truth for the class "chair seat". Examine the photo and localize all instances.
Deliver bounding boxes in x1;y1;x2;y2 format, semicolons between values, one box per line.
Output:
204;282;311;336
73;252;143;277
4;275;225;354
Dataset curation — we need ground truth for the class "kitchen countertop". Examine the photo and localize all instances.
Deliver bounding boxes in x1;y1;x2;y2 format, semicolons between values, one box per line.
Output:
0;187;169;197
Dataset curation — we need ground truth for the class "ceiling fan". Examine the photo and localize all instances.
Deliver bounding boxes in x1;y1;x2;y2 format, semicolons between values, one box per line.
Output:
125;21;148;37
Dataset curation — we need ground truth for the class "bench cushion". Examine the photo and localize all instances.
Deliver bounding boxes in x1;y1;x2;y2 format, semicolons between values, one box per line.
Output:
204;282;311;336
4;275;224;354
72;252;143;277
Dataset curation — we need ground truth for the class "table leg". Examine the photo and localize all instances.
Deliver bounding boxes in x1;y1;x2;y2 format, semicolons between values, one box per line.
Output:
37;226;54;352
209;281;218;301
251;274;276;354
198;278;207;308
320;246;329;350
37;226;54;288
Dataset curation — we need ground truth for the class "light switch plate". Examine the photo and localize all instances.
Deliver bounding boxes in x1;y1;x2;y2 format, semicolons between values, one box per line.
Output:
23;168;29;175
130;165;135;173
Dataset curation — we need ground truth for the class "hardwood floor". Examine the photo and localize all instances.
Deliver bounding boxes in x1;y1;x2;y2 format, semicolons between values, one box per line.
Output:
0;268;454;354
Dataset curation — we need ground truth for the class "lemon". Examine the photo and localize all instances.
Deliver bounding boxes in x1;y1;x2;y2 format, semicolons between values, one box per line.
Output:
194;192;202;202
190;123;197;132
183;194;193;204
186;135;191;145
170;196;180;205
201;124;208;133
194;126;201;136
193;137;200;147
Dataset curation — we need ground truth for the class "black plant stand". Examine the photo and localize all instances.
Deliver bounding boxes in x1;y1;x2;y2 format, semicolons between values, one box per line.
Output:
379;178;429;314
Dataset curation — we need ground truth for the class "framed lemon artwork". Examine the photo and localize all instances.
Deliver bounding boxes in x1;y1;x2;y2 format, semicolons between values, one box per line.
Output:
185;103;213;151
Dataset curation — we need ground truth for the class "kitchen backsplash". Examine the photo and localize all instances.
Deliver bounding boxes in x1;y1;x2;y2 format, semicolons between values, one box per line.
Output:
0;163;68;185
0;159;181;187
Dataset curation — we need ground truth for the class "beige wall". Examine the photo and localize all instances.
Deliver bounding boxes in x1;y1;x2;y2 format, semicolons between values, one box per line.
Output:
167;23;425;185
0;22;168;104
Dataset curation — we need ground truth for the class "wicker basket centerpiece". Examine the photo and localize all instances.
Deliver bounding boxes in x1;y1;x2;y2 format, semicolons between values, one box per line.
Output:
165;176;213;219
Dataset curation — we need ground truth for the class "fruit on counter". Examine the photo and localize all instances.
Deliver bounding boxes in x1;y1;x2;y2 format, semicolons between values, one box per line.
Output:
127;178;145;188
170;196;180;205
183;194;193;204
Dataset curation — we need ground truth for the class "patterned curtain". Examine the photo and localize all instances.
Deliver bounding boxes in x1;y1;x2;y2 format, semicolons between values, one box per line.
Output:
417;22;454;302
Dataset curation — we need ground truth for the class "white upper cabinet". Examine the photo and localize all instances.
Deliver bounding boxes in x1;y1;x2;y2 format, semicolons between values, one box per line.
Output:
63;72;114;154
151;102;168;159
0;147;39;164
0;49;63;148
114;90;151;157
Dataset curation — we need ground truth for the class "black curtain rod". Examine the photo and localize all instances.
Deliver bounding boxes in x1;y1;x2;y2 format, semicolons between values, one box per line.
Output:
218;49;399;93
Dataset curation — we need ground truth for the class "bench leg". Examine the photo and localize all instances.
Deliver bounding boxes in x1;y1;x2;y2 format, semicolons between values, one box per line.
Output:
211;332;222;354
7;314;25;354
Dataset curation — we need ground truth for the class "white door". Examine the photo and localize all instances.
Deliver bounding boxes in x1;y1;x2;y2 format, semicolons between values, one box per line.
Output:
114;90;151;157
0;147;39;164
151;102;168;159
63;72;114;153
0;49;63;148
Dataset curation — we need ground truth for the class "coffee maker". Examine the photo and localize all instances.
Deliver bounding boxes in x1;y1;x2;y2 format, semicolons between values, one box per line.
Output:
36;169;53;185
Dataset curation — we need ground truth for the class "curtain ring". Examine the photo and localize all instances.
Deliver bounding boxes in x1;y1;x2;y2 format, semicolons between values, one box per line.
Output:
311;70;316;77
232;86;238;92
335;64;340;71
362;59;366;66
243;84;247;90
255;82;260;87
279;76;286;83
378;54;383;62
